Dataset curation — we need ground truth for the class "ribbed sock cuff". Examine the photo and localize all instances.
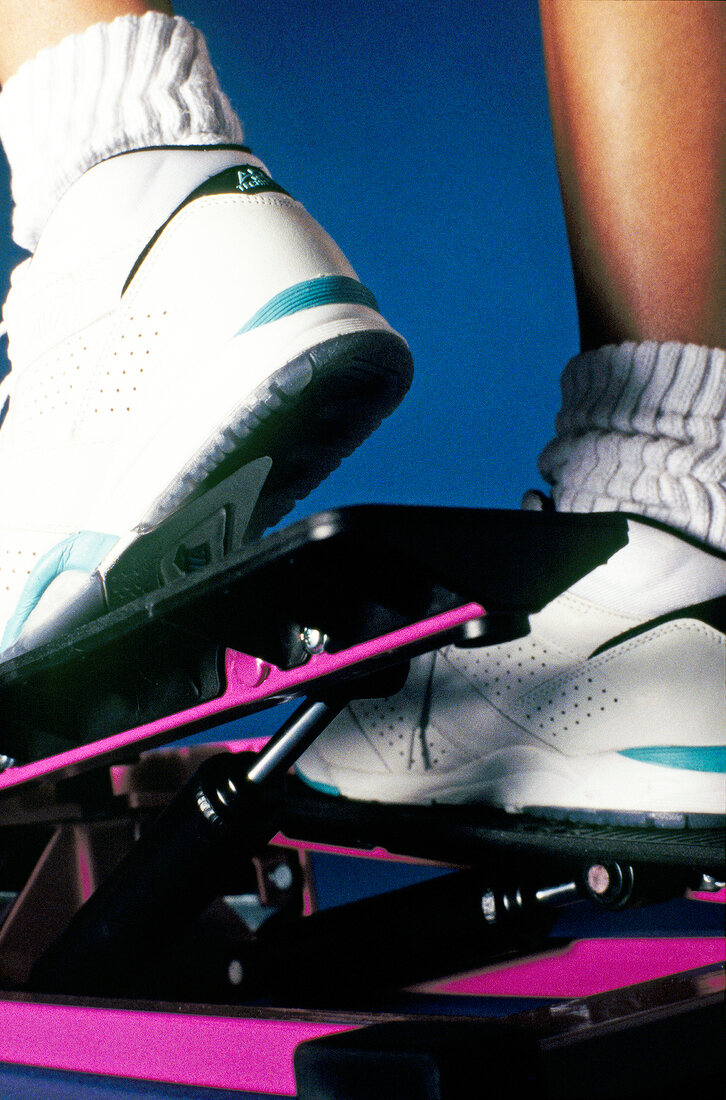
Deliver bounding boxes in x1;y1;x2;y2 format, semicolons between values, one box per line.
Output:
538;341;726;551
0;12;244;251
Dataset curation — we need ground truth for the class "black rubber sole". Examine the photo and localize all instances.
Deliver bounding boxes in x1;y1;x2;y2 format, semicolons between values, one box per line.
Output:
522;804;725;830
186;328;414;542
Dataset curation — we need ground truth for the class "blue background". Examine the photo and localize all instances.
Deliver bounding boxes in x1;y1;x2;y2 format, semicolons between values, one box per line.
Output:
0;2;584;1096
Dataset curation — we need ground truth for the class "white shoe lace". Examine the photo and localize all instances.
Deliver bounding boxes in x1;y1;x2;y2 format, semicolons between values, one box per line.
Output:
410;650;438;770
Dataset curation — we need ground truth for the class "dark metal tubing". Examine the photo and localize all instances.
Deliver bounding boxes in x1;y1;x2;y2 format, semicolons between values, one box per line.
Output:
246;698;346;784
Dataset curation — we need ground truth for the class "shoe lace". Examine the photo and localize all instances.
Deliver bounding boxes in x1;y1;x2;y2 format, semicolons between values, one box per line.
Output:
409;650;437;770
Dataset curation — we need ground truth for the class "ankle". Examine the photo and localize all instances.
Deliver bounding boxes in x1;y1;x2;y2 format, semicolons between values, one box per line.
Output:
539;340;726;553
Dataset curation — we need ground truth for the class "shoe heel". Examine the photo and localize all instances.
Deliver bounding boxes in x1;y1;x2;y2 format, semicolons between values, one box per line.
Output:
103;456;272;607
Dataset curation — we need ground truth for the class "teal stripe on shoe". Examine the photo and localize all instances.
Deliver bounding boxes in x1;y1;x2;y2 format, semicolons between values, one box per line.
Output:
236;276;380;335
619;747;726;773
294;766;341;797
2;531;118;648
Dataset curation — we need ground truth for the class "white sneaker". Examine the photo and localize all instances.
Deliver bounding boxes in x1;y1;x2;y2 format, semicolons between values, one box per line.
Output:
0;149;412;656
296;518;726;827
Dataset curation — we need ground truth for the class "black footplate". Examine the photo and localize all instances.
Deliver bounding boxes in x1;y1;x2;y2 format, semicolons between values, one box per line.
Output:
0;506;628;765
280;777;726;878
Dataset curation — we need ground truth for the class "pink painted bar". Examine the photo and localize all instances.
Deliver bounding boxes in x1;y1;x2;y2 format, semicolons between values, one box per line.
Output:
273;833;457;867
0;1000;356;1095
0;602;485;793
689;888;726;904
415;937;726;1000
2;946;721;1093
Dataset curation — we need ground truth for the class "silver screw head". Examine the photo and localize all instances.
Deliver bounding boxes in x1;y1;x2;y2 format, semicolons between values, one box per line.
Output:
301;627;328;655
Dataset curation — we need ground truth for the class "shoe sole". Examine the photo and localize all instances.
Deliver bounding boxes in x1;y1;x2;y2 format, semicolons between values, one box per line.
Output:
4;327;412;653
204;327;413;541
119;321;411;563
122;324;412;533
520;805;724;830
107;327;412;596
298;779;725;831
296;741;725;830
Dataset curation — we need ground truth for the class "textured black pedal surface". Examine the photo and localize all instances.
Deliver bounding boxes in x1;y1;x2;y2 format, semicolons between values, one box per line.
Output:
0;506;628;680
0;507;628;767
281;778;726;875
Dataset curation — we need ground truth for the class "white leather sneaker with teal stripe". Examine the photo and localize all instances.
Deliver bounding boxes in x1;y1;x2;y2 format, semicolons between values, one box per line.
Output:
297;518;726;827
0;149;412;656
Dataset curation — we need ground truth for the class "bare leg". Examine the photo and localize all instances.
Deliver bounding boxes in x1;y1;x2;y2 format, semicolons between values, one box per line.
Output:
0;0;173;84
540;0;726;351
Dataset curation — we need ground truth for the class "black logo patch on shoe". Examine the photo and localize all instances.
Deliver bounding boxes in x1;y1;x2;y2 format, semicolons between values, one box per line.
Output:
122;163;290;295
233;165;289;196
189;164;290;202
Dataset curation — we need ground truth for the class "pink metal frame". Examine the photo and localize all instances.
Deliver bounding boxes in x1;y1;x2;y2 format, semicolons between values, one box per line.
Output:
0;902;721;1094
0;999;353;1095
0;601;485;794
0;597;722;1095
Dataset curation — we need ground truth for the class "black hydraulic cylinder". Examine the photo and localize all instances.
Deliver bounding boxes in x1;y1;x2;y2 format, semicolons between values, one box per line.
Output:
29;751;278;995
29;695;346;996
208;868;562;1002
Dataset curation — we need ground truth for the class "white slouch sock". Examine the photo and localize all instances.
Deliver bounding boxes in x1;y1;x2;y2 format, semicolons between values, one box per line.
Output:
0;12;244;251
538;341;726;552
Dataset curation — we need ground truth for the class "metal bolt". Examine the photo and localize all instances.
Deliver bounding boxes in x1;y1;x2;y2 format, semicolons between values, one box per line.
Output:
586;864;612;896
227;959;244;986
301;627;328;655
481;889;497;924
697;874;725;893
584;861;635;907
535;881;579;906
